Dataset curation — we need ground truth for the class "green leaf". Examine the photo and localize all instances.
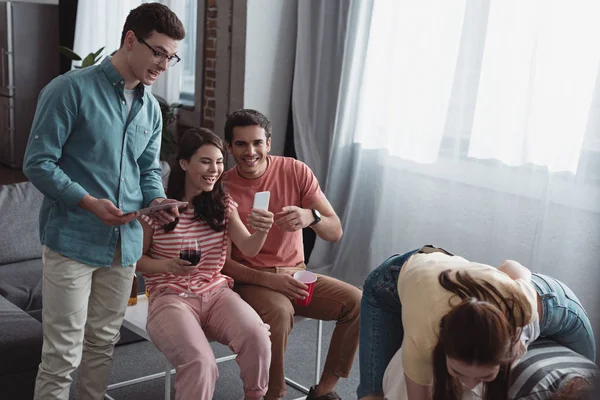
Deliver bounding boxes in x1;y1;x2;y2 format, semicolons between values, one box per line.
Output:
58;46;82;61
110;49;117;56
80;52;97;68
93;46;105;58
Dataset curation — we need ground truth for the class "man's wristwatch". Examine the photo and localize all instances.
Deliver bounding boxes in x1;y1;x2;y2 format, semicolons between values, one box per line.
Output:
309;209;322;226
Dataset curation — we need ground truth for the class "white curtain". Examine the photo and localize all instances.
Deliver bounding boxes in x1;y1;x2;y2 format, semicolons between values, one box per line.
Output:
73;0;142;66
293;0;600;360
469;0;600;173
355;0;467;163
73;0;185;104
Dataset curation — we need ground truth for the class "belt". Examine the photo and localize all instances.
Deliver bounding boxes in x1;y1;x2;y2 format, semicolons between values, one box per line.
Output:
417;245;455;256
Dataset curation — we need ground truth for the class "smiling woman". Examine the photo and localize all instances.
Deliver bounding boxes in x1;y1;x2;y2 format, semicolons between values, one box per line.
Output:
135;127;276;398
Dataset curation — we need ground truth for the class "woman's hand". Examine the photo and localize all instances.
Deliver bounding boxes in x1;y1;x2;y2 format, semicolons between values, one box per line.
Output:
166;257;195;276
247;209;274;233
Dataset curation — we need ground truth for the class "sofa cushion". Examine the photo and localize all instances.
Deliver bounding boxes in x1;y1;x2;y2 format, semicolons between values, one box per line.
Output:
509;339;598;399
0;182;44;265
0;369;38;400
0;258;43;312
0;295;43;376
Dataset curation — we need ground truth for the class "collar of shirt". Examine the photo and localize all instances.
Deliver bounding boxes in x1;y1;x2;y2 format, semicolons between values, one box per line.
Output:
100;56;146;100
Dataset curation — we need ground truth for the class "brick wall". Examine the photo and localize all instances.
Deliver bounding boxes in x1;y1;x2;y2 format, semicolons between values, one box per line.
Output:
202;0;218;130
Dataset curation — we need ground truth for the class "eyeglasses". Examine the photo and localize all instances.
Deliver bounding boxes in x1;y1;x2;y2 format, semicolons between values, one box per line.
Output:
138;37;181;67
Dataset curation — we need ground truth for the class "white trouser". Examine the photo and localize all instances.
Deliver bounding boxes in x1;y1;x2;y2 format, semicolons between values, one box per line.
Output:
33;245;135;400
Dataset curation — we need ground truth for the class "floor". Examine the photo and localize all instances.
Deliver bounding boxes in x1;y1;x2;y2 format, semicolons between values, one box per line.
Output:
0;164;27;185
68;320;361;400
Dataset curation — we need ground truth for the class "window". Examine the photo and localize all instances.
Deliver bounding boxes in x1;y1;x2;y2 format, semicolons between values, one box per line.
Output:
354;0;600;179
179;0;197;105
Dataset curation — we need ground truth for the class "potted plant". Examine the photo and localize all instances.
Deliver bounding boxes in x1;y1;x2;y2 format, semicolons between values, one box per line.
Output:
58;46;114;68
154;96;181;187
153;95;180;163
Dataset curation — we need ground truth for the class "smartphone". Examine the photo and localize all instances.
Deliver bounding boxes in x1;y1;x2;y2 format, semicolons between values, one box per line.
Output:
253;191;270;211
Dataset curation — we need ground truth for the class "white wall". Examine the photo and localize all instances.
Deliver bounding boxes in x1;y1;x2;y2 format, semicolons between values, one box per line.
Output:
244;0;297;156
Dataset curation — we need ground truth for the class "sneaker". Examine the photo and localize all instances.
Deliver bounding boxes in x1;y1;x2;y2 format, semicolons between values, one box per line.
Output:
305;385;342;400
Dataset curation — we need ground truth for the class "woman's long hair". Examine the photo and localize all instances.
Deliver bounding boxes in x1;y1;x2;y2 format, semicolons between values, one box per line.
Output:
163;127;227;232
432;270;529;400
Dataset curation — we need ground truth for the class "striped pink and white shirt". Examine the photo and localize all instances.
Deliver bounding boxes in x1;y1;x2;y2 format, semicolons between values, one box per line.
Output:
141;195;236;296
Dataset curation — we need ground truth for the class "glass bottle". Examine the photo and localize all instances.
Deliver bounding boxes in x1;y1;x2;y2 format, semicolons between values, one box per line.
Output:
128;274;138;306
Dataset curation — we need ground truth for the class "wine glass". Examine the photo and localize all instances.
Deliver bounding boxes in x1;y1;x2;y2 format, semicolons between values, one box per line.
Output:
179;238;200;298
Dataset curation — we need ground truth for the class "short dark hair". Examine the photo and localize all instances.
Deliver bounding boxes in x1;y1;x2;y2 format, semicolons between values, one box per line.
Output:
120;3;185;47
224;109;272;145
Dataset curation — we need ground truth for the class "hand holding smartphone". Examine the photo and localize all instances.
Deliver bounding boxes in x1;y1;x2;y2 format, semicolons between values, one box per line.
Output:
253;191;270;211
250;191;273;233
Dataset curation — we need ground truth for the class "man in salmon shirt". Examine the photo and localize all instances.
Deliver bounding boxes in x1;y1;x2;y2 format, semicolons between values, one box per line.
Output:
221;109;361;400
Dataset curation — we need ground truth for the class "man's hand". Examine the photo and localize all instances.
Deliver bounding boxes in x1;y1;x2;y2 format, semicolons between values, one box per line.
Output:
166;257;195;276
275;206;314;232
266;272;310;300
79;195;138;226
247;209;275;233
146;198;181;225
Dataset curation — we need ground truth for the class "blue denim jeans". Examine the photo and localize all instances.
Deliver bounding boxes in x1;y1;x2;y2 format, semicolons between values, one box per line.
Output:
357;253;598;399
531;273;596;361
357;250;419;399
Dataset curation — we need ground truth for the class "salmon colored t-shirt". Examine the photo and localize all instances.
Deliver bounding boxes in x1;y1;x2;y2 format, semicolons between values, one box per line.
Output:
222;155;324;268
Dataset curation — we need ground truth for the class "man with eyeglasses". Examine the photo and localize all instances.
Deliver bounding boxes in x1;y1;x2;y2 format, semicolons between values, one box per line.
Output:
22;4;184;399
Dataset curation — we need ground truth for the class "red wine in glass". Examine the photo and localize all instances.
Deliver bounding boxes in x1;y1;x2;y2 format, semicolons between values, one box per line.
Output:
179;239;200;298
180;249;201;265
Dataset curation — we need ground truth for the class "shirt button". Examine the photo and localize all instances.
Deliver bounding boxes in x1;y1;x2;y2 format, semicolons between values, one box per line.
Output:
121;178;125;182
121;100;125;105
34;135;39;139
120;203;124;207
144;130;148;134
113;82;116;86
113;228;118;232
120;80;124;84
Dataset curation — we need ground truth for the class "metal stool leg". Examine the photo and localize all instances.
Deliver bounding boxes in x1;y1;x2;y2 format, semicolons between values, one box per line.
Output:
315;319;322;385
286;319;324;399
164;360;171;400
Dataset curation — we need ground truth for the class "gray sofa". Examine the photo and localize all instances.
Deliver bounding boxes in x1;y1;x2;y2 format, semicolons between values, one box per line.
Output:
0;181;44;400
0;181;143;399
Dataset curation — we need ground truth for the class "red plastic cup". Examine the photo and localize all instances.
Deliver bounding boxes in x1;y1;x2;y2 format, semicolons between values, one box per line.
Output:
293;271;317;306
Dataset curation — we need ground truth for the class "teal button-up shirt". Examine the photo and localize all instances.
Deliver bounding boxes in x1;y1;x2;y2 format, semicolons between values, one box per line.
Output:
23;57;165;267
